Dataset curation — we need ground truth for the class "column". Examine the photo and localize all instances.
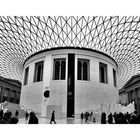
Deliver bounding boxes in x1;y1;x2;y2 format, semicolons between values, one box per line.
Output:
41;54;52;117
134;88;137;109
127;91;130;104
136;87;140;114
0;86;3;109
7;88;10;102
1;86;4;103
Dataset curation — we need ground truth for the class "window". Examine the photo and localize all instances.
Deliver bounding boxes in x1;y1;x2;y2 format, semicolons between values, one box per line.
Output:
34;61;44;82
113;69;117;87
24;66;29;85
53;58;66;80
16;99;20;104
99;62;108;84
77;59;89;80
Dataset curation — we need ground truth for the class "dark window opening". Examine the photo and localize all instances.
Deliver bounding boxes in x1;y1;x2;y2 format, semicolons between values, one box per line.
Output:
83;62;88;80
113;69;117;87
78;61;82;80
77;59;89;81
53;58;66;80
99;62;108;84
16;99;20;104
61;61;66;80
34;61;44;82
24;67;29;85
54;61;60;80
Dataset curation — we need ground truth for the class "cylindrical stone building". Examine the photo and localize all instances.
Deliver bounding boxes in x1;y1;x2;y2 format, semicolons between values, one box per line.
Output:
20;47;118;118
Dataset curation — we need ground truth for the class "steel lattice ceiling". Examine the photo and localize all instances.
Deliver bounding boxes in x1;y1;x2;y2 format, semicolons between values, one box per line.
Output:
0;16;140;89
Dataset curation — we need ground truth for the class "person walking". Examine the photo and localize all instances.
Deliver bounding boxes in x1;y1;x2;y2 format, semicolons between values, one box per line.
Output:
50;111;56;124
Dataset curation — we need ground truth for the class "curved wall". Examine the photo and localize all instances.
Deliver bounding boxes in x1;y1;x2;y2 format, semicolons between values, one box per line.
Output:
20;48;119;118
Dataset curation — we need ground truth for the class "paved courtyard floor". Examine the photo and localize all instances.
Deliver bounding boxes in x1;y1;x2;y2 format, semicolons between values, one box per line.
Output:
18;117;100;124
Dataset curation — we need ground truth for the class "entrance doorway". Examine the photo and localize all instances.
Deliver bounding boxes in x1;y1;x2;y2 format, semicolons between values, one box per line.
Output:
67;54;75;117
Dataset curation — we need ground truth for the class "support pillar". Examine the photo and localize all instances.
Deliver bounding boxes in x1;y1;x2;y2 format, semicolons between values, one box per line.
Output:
41;54;51;117
135;87;140;114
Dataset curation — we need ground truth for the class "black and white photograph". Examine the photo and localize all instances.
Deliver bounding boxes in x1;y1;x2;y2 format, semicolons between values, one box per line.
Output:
0;0;140;140
0;16;139;124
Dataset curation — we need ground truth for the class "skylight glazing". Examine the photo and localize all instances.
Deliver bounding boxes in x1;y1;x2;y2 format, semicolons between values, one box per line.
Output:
0;16;140;89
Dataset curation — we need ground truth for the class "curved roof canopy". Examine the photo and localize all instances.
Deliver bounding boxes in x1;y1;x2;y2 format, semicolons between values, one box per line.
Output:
0;16;140;89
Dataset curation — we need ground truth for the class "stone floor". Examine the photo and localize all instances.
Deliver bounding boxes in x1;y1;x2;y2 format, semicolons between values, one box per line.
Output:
18;117;100;124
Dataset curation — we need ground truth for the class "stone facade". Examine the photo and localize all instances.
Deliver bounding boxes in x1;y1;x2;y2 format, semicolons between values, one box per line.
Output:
119;74;140;114
0;76;21;104
20;47;119;118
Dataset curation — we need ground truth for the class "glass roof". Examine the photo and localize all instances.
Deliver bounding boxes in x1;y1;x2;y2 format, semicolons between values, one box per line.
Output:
0;16;140;89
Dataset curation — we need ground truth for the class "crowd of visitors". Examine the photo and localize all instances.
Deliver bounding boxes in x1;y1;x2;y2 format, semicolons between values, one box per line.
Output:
101;111;140;124
81;111;96;122
0;109;19;124
0;109;57;124
1;108;140;124
0;109;39;124
81;110;140;124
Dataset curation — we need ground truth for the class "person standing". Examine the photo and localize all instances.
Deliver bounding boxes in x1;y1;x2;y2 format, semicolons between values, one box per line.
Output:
15;110;19;118
50;111;56;124
85;112;88;122
25;111;29;121
28;111;38;124
108;113;113;124
80;112;84;124
93;112;96;123
101;112;106;124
